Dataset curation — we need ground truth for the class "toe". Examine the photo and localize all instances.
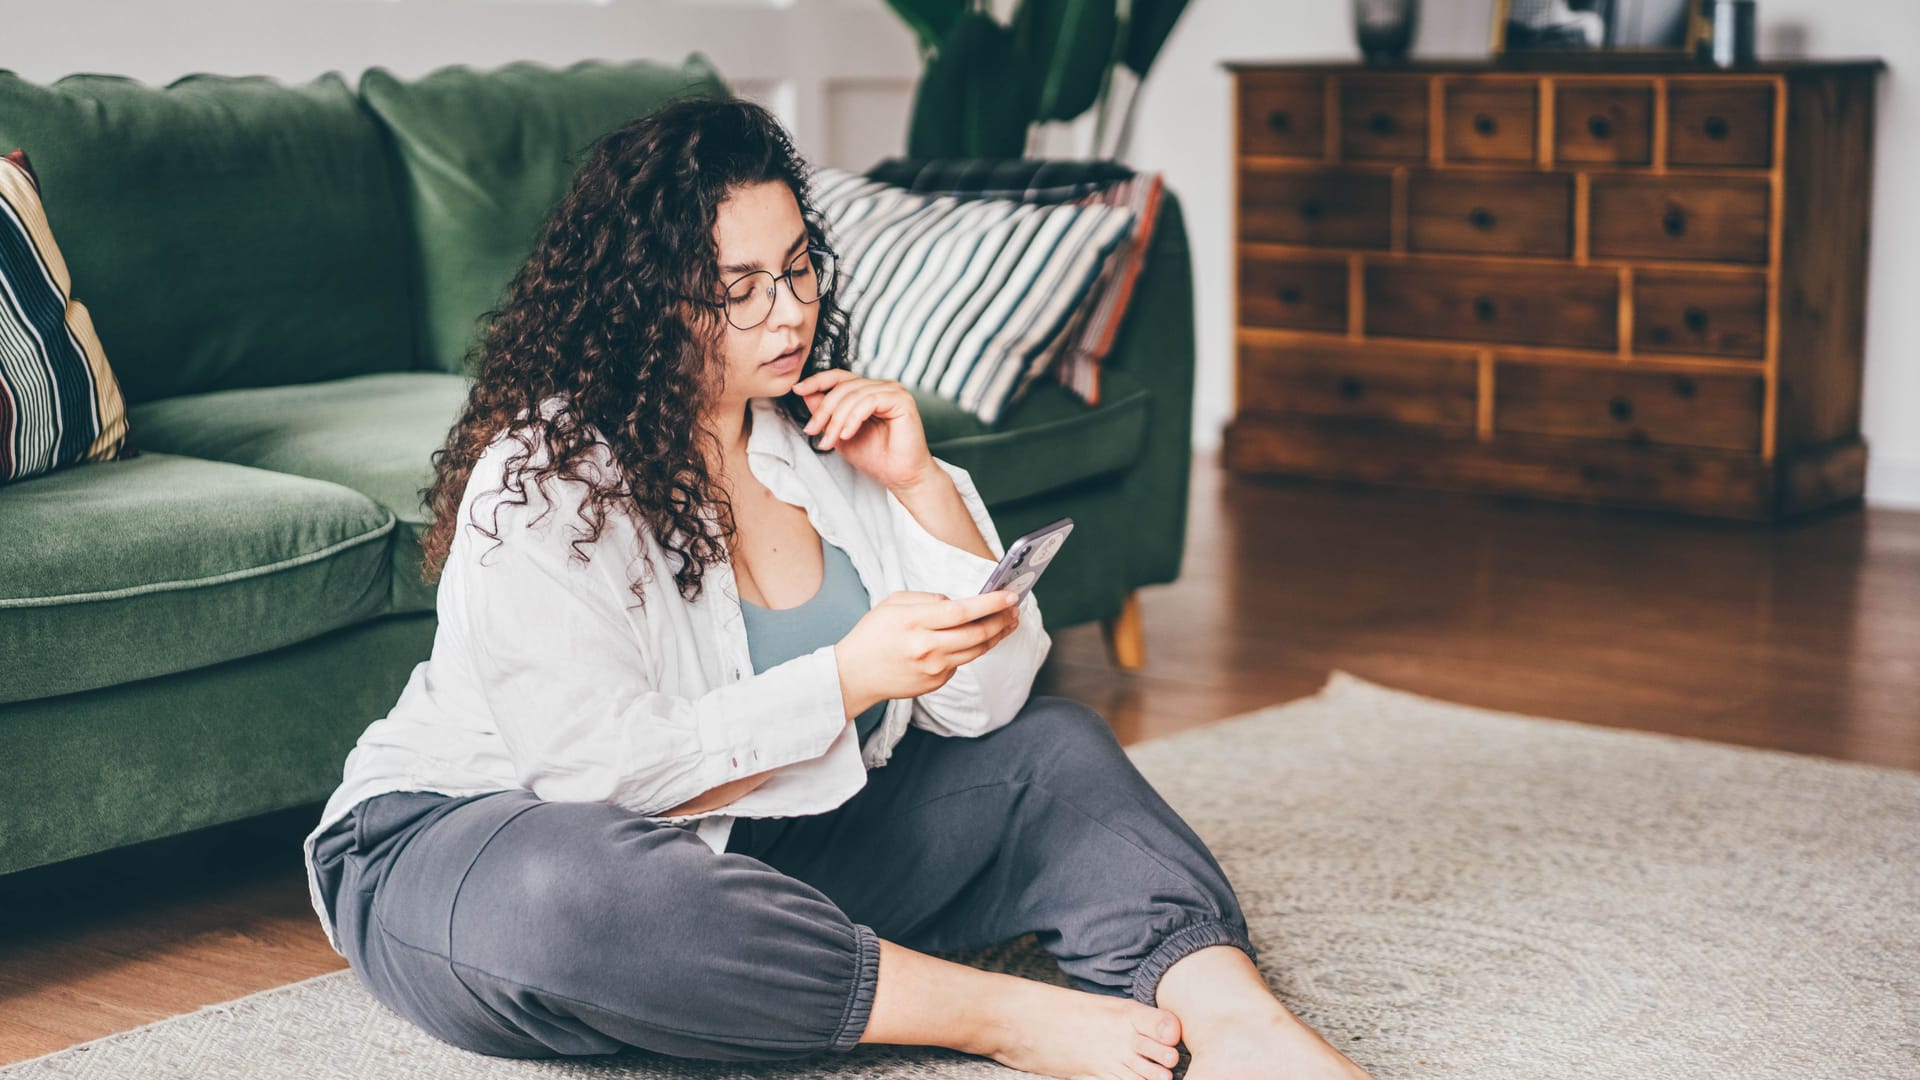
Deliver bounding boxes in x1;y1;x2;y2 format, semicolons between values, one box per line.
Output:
1134;1033;1181;1068
1131;1005;1182;1046
1127;1058;1173;1080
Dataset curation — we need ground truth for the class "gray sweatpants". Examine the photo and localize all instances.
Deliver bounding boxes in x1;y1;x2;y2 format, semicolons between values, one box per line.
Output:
311;694;1257;1062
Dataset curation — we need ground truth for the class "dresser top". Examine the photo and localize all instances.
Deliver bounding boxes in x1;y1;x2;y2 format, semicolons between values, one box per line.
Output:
1222;55;1885;76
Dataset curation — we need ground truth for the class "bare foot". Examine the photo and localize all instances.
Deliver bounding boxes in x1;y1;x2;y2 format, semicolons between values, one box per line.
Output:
1181;1008;1374;1080
973;978;1185;1080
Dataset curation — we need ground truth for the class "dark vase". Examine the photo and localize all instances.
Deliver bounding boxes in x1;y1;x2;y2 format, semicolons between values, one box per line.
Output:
1354;0;1419;64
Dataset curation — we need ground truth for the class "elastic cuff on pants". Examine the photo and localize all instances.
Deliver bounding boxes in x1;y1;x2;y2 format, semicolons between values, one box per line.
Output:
831;923;883;1052
1130;921;1260;1007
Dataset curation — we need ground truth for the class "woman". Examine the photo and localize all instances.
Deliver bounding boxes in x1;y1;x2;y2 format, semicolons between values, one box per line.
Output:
303;97;1373;1080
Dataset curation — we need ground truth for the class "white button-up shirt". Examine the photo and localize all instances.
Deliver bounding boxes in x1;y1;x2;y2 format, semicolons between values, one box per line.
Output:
302;394;1052;954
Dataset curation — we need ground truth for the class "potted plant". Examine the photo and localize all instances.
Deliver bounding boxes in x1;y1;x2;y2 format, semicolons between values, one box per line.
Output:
886;0;1191;162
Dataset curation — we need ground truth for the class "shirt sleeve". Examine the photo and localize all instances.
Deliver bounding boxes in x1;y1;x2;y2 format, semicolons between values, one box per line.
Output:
885;456;1053;739
456;466;852;817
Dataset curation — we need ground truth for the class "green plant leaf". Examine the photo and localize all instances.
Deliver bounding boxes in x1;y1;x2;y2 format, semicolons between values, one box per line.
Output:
907;13;1035;158
1011;0;1119;123
1123;0;1189;78
880;0;970;53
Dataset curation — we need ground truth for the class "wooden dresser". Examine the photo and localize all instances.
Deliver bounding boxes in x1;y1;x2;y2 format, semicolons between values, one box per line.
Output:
1221;59;1883;520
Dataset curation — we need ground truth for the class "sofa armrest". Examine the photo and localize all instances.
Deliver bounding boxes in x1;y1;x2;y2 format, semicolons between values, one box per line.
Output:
1102;187;1195;588
855;157;1197;592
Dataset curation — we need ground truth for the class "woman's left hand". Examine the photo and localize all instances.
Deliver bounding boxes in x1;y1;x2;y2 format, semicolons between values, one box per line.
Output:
791;369;938;490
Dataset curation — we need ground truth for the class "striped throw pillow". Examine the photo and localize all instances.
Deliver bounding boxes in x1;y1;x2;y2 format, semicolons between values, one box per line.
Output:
0;148;132;484
812;167;1136;426
856;159;1165;407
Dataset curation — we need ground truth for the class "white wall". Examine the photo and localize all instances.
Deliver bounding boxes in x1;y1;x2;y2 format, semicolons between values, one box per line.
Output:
0;0;923;187
1128;0;1918;509
5;0;1914;507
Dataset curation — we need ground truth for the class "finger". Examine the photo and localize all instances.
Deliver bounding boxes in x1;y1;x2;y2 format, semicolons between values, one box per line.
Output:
820;388;886;447
933;614;1015;666
791;367;858;400
940;635;997;669
805;376;873;434
937;607;1016;650
801;391;839;434
800;376;865;433
881;590;950;606
925;591;1019;629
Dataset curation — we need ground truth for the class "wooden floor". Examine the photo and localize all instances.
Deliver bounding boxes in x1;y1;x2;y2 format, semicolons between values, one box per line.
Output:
3;451;1917;1065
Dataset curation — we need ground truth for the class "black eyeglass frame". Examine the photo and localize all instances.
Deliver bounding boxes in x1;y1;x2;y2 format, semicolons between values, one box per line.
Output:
678;244;839;331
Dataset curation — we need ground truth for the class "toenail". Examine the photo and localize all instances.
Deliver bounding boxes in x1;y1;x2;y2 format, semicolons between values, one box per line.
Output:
1159;1019;1176;1040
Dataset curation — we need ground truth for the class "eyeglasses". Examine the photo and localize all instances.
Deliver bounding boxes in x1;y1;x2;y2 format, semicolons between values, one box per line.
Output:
685;245;838;331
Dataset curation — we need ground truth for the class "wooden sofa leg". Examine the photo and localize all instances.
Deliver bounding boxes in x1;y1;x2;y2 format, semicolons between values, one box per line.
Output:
1101;590;1147;671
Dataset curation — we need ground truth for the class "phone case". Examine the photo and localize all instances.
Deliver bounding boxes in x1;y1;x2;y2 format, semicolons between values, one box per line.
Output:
979;517;1074;602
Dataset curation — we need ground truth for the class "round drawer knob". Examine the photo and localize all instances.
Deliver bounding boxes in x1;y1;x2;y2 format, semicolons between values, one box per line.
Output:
1267;109;1292;134
1608;396;1634;422
1337;376;1365;400
1662;207;1688;237
1587;114;1613;140
1278;286;1304;304
1368;111;1395;135
1672;376;1697;399
1473;296;1498;322
1467;207;1497;231
1473;113;1497;136
1683;306;1710;334
1703;115;1730;140
1299;200;1326;222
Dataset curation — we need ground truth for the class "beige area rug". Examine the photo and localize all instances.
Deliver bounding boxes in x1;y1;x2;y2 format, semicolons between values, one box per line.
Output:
7;671;1916;1079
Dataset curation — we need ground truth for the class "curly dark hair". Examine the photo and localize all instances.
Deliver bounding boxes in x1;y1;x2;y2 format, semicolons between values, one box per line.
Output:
416;96;854;609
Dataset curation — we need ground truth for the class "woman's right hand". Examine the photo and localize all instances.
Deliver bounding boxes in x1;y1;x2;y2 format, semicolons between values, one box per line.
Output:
834;590;1022;718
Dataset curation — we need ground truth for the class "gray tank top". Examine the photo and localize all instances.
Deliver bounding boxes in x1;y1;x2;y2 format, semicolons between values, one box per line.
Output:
740;533;887;749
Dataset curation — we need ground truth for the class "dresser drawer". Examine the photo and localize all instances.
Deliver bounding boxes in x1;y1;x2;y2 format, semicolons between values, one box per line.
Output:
1667;84;1773;167
1633;271;1768;358
1339;77;1428;160
1494;362;1763;451
1589;176;1770;263
1239;73;1327;157
1407;171;1572;257
1240;340;1479;430
1239;253;1349;332
1443;82;1538;162
1366;263;1618;350
1241;167;1392;248
1554;84;1653;165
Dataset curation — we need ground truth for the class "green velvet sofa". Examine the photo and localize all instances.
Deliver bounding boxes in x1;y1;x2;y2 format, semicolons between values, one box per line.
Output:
0;54;1196;876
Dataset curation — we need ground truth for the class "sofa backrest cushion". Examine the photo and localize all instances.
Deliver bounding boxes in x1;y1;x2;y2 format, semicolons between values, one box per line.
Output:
358;55;732;375
0;70;416;406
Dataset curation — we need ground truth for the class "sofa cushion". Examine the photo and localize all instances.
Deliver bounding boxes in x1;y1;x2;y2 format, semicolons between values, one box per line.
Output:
0;149;133;484
0;70;416;405
126;372;468;615
358;55;732;375
118;364;1146;624
0;453;394;705
916;366;1152;506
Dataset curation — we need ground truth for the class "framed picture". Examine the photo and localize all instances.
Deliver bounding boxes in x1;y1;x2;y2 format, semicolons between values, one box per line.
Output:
1492;0;1711;54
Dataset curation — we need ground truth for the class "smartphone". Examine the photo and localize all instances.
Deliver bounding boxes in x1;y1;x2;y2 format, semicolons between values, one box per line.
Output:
978;517;1073;605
